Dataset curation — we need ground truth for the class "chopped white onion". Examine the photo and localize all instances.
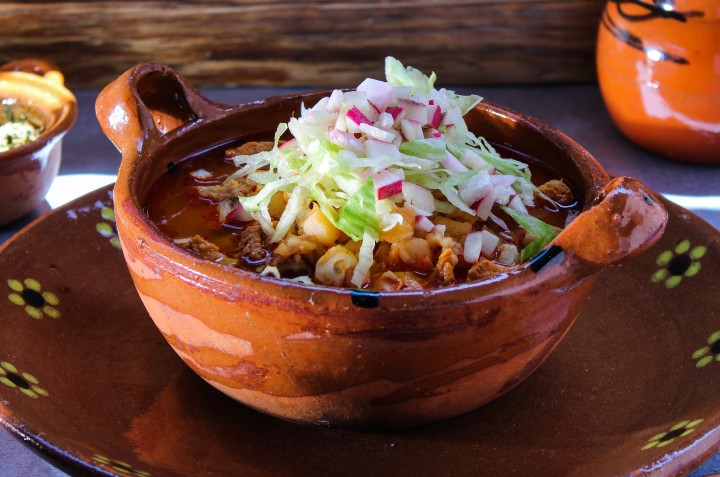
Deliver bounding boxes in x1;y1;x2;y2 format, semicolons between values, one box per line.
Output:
481;230;500;257
402;181;435;214
415;215;435;233
463;231;483;263
359;123;398;143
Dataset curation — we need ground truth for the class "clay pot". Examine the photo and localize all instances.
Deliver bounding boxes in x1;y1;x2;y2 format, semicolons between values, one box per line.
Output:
97;64;667;429
596;0;720;164
0;59;77;225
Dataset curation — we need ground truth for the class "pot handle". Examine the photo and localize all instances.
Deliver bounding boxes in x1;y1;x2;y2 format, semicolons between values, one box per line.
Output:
539;176;667;276
95;63;233;159
0;58;65;86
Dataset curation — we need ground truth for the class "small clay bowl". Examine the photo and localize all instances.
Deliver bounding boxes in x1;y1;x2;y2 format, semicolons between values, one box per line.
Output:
97;64;668;429
0;59;77;226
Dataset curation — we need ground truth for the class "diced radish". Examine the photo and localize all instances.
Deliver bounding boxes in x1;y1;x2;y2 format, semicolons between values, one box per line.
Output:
365;138;401;161
398;99;428;125
359;123;398;143
400;119;423;142
373;170;403;200
328;129;364;154
460;149;488;169
385;106;405;125
327;90;344;112
423;127;442;139
190;169;213;180
374;112;395;131
344;91;380;122
481;230;500;257
463;231;483;263
459;170;492;205
476;187;497;221
279;138;296;150
427;105;443;129
357;78;394;112
346;107;373;127
415;215;435;233
226;203;253;222
442;151;469;173
508;195;528;214
402;181;435;213
490;175;517;187
497;244;519;265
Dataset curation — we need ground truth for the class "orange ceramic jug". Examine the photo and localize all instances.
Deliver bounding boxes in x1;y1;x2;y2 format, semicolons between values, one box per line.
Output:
597;0;720;164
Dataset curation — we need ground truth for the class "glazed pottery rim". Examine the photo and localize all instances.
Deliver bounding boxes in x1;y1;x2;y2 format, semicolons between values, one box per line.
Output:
116;89;610;305
0;70;78;163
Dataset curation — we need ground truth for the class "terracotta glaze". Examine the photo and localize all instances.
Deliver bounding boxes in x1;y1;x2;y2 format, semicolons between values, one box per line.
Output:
597;0;720;164
97;64;667;428
0;59;77;225
0;185;717;476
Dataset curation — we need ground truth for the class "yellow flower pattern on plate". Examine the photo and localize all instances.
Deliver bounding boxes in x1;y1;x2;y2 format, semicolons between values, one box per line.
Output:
0;361;48;398
92;454;151;476
642;419;704;450
7;278;60;319
96;205;121;249
651;240;706;289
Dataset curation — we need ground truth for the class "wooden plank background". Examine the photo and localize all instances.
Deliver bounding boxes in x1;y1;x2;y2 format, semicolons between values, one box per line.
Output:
0;1;606;89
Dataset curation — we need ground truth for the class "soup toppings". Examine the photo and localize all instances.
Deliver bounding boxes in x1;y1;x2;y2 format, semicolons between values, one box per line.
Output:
147;58;576;290
0;102;43;153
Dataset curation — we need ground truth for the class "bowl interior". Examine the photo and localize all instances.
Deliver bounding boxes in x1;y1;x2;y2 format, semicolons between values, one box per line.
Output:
0;71;77;158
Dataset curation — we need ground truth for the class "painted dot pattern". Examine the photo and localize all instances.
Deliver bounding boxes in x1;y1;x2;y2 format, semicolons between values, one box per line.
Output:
6;278;60;319
652;240;706;288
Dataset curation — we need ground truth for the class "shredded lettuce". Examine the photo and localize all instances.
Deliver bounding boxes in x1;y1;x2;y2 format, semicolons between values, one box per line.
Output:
351;228;377;287
502;207;558;262
399;138;446;161
336;179;379;241
385;56;436;94
220;57;555;287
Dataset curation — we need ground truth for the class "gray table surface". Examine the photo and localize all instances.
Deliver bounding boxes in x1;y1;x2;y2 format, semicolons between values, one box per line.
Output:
0;84;718;476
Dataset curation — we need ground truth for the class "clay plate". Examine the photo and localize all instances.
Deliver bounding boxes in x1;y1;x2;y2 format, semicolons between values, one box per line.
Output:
0;185;718;477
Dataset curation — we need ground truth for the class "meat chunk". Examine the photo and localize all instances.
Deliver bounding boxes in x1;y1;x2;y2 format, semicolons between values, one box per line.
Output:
371;271;428;291
435;248;459;286
196;179;254;202
225;141;274;158
237;225;266;262
538;179;575;206
269;254;314;278
182;235;237;266
467;259;511;282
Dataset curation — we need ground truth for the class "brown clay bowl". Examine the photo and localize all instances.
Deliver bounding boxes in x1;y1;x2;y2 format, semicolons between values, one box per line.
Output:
96;64;668;429
0;59;77;226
